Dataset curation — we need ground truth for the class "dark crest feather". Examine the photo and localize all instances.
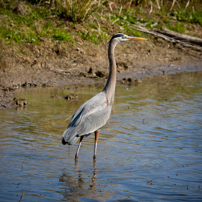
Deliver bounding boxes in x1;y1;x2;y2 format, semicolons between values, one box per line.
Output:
112;33;124;39
107;33;124;46
111;33;124;40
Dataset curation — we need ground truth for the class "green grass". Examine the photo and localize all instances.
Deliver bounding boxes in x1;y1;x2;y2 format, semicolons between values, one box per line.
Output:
0;28;40;44
0;0;201;46
105;9;143;37
171;9;202;26
53;31;74;42
0;5;49;44
192;10;202;26
0;4;75;44
78;32;102;44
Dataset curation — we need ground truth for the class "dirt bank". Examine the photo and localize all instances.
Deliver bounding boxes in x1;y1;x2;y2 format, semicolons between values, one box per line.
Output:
0;35;202;110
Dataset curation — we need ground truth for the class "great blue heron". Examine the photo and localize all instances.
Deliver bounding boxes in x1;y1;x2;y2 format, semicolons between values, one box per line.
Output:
62;33;146;160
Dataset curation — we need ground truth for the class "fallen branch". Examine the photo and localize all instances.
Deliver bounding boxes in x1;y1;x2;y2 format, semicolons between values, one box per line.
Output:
133;25;202;52
156;28;202;46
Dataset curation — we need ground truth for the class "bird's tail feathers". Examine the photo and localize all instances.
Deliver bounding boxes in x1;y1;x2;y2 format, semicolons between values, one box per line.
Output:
62;128;79;145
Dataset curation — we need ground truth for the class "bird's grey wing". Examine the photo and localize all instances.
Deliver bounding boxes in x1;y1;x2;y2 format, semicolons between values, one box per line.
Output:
76;101;111;136
67;92;111;135
68;92;106;127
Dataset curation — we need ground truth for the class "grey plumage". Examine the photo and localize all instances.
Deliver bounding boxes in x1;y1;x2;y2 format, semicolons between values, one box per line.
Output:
62;92;111;145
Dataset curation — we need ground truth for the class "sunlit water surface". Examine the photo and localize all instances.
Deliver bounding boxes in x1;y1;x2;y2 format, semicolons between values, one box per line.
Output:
0;72;202;201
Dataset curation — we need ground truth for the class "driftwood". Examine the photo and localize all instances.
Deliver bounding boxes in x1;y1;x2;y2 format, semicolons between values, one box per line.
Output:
133;25;202;52
156;28;202;46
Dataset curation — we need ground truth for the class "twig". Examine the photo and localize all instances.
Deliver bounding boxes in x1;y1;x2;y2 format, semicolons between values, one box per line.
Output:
156;0;161;10
112;18;119;24
119;5;122;16
170;0;176;11
128;0;133;9
184;0;190;11
149;0;153;14
176;0;181;9
108;2;114;12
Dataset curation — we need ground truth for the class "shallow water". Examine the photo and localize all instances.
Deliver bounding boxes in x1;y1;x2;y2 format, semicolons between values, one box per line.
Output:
0;71;202;202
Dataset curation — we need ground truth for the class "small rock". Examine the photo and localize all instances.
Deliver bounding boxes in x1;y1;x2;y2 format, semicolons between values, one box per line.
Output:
13;98;29;107
76;47;85;54
117;62;129;71
122;77;142;85
64;94;79;100
95;71;107;78
88;67;93;74
127;78;135;83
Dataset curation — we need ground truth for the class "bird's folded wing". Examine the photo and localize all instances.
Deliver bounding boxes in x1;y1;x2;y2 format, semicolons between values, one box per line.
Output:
67;92;111;135
69;92;106;126
76;103;111;136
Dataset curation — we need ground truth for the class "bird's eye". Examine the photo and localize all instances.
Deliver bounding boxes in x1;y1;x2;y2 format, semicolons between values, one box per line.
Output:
122;36;125;39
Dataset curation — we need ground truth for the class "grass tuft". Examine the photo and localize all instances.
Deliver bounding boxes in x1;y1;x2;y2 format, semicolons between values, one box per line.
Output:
53;31;74;42
78;32;102;44
56;0;103;22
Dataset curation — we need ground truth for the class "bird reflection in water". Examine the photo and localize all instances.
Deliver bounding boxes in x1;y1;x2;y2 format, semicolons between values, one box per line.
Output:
75;159;97;192
59;160;111;200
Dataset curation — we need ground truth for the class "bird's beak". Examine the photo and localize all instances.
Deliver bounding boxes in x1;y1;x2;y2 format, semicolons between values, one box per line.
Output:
128;36;147;41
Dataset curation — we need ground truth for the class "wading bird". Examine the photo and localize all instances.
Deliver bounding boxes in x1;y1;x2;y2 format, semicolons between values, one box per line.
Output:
62;33;146;160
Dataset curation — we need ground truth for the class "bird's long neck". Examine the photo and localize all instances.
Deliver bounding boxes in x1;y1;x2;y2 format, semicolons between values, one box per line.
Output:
103;39;117;105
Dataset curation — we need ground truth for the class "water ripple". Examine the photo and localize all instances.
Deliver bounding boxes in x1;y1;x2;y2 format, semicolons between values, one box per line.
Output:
0;72;202;201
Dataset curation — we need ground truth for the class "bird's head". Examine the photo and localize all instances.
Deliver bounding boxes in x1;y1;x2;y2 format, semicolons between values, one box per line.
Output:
109;33;146;44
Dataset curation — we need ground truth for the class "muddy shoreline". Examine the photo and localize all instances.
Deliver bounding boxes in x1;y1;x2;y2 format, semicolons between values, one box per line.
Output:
0;37;202;110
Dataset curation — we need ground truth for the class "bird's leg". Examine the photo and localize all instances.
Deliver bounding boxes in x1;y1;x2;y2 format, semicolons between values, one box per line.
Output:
75;136;84;159
93;130;100;160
